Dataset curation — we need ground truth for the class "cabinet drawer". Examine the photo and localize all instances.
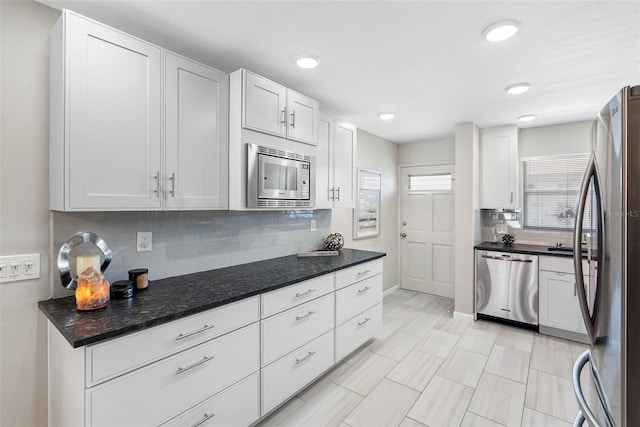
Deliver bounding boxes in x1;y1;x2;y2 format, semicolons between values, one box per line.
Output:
335;303;382;362
86;323;259;427
161;372;259;427
261;330;334;415
335;259;383;290
539;255;588;274
86;296;259;387
261;293;334;367
261;274;334;318
335;275;383;325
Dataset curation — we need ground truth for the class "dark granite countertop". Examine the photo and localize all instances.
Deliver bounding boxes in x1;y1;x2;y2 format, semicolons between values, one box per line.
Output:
39;248;385;348
475;241;587;258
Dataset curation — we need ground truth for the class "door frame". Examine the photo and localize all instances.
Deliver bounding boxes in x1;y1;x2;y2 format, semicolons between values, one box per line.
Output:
397;162;456;296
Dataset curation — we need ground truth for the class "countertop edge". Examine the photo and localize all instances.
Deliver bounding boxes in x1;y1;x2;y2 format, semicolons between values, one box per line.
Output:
474;242;586;258
40;250;386;348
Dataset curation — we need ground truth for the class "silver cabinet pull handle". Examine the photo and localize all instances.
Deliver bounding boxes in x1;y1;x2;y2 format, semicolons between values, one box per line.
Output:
329;187;335;201
176;324;215;341
153;171;160;196
296;310;316;321
357;286;372;293
357;317;371;326
169;172;176;197
510;191;513;203
295;351;316;364
336;186;340;201
191;413;215;427
280;108;286;124
357;269;371;276
295;288;316;297
176;355;214;375
290;110;296;128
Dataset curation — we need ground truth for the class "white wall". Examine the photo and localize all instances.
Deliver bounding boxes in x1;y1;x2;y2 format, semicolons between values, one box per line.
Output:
331;130;399;291
519;120;592;158
0;2;60;425
398;137;454;165
453;123;480;317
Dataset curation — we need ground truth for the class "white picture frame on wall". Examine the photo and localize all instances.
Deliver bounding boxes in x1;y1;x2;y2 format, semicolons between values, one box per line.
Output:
353;168;382;239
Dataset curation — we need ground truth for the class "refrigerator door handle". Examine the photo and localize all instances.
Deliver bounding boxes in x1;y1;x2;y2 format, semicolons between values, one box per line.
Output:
573;350;603;427
573;152;602;346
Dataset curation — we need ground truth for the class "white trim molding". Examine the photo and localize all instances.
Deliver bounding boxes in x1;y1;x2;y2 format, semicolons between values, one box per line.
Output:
383;285;399;298
453;311;474;322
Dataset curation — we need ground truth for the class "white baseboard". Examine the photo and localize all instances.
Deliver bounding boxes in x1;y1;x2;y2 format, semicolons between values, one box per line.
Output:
453;311;474;322
383;285;399;298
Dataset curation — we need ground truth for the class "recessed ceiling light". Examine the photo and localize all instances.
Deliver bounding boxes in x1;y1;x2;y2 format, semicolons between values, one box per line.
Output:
518;114;537;122
378;112;395;120
295;55;321;69
505;83;531;95
483;19;521;42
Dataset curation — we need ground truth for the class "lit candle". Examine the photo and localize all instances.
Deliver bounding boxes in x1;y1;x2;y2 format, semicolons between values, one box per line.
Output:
76;255;100;277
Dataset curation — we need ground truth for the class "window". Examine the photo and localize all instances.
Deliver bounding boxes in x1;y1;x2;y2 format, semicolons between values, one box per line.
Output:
408;173;452;192
522;154;590;230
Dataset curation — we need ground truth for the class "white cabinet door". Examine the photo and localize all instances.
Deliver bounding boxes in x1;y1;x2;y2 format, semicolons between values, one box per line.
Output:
480;125;518;209
65;12;162;210
165;52;228;210
315;115;334;209
539;270;583;332
243;70;286;137
314;116;357;208
332;121;357;208
286;90;319;145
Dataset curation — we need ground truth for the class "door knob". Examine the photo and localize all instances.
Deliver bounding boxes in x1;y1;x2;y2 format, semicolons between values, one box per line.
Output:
400;233;407;238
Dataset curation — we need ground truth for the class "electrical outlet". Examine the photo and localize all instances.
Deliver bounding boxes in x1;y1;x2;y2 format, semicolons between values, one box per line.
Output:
0;254;40;283
310;220;316;231
137;232;152;252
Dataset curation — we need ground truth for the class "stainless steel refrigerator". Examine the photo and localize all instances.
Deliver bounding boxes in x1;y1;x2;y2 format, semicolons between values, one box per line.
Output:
572;86;640;426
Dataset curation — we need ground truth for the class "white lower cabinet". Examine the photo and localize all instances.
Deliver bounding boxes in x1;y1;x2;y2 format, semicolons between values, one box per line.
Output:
335;274;383;325
261;293;335;367
161;373;259;427
335;303;383;362
261;330;335;414
538;255;590;341
48;260;384;427
86;323;259;427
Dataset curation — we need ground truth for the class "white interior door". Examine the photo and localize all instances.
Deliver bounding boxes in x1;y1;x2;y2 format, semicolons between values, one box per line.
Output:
400;165;455;298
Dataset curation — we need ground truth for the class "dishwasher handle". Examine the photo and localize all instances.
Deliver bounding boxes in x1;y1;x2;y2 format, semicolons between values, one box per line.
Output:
481;254;533;263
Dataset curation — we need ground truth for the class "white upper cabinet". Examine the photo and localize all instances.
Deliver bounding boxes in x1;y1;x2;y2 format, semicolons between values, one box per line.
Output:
240;69;319;146
165;52;228;210
243;71;287;137
316;115;357;209
480;125;519;209
286;90;319;144
50;10;229;211
50;10;163;211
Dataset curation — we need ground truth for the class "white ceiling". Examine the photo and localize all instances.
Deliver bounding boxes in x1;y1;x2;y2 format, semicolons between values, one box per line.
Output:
38;1;640;143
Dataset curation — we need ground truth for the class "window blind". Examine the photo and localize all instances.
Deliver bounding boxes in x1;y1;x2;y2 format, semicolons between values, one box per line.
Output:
522;155;591;230
408;173;452;192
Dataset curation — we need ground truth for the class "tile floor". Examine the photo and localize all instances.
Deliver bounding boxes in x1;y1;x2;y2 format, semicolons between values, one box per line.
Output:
258;289;588;427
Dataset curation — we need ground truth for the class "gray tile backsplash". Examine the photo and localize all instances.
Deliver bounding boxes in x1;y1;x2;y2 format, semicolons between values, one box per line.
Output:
480;209;574;247
50;210;331;298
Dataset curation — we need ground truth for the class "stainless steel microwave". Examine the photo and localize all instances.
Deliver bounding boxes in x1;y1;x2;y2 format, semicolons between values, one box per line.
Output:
247;144;315;208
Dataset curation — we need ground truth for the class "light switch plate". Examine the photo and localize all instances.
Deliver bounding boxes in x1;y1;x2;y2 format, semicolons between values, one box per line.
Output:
0;253;40;283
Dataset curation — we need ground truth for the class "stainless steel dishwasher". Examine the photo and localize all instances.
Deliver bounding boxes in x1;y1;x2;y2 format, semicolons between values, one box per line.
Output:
476;250;539;326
